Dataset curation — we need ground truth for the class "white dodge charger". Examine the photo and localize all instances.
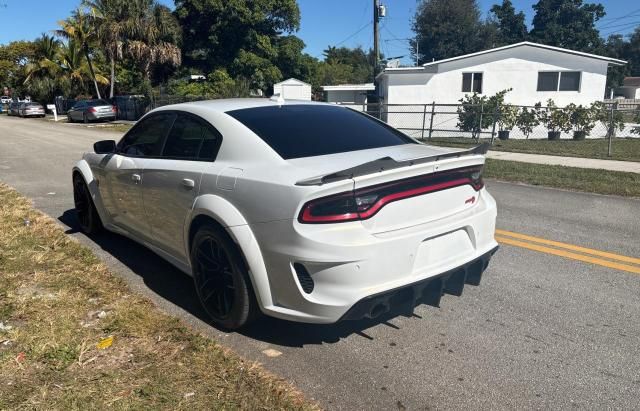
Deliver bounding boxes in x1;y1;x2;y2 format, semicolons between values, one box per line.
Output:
73;99;498;329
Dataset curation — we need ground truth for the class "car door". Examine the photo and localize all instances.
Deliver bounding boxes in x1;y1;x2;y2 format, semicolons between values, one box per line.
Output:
69;102;84;121
141;112;223;260
99;112;176;238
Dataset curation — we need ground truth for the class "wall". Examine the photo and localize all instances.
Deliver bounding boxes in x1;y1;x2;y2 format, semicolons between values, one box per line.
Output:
325;90;369;105
273;83;311;100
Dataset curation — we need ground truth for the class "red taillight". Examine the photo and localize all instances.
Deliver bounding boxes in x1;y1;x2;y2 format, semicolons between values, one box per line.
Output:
298;166;484;224
112;105;117;112
88;107;97;113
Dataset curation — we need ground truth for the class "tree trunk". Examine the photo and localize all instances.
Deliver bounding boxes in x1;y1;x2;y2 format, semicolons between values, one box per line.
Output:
84;44;101;99
109;57;115;98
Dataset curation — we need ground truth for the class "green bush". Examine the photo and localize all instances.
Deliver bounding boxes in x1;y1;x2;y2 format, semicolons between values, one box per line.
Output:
166;69;250;98
515;107;539;139
566;103;596;134
457;89;510;139
497;104;518;131
536;99;571;133
591;101;626;137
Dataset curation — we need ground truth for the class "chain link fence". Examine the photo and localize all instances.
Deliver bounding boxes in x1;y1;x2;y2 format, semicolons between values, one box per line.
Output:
358;102;640;142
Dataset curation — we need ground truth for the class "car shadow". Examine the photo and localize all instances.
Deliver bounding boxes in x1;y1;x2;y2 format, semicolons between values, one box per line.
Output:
59;209;419;348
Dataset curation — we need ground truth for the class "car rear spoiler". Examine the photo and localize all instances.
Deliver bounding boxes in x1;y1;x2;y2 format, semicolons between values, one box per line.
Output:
295;143;490;186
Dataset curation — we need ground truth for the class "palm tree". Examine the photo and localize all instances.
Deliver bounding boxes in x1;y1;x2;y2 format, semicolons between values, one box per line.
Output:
23;34;67;103
125;1;181;89
85;0;180;97
83;0;135;98
56;8;103;99
24;34;59;82
58;39;109;96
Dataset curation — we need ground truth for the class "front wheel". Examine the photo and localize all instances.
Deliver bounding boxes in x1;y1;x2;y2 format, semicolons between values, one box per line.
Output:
73;174;103;234
191;225;259;330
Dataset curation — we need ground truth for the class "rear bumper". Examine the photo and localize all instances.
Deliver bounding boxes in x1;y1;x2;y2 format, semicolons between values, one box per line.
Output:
249;188;499;324
88;112;116;120
340;245;498;321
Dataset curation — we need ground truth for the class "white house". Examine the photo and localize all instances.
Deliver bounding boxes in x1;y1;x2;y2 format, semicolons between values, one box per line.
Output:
616;77;640;99
272;78;312;100
322;83;375;110
377;42;626;107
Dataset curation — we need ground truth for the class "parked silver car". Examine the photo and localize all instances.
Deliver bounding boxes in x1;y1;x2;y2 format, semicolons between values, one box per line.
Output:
67;99;117;123
19;102;46;118
7;102;22;116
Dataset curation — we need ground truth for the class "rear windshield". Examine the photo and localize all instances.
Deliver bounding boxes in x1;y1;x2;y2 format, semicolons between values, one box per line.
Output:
226;104;415;159
87;100;111;107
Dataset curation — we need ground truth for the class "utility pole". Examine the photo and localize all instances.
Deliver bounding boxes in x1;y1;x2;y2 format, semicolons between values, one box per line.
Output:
373;0;380;78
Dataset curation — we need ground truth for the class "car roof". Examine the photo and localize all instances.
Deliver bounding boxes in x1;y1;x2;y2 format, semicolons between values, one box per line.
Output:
155;98;329;114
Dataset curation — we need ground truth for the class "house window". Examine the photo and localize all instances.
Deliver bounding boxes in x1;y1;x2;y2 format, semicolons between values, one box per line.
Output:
559;72;581;91
537;71;581;92
462;73;483;93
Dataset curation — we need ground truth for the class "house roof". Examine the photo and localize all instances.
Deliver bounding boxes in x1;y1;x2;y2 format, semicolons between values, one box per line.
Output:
322;83;375;91
274;78;311;87
421;42;627;67
378;41;627;79
623;77;640;87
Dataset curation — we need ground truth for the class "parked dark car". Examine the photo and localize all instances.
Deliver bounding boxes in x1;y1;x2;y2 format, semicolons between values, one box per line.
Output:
67;99;117;123
19;102;46;118
7;102;22;116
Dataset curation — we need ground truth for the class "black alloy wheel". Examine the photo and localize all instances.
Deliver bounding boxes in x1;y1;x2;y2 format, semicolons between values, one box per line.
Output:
191;225;258;330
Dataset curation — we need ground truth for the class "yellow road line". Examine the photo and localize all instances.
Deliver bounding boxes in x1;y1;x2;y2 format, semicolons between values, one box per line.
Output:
495;229;640;266
495;236;640;275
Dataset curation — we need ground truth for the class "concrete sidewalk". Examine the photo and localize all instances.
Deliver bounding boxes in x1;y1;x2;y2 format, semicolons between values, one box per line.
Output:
486;151;640;174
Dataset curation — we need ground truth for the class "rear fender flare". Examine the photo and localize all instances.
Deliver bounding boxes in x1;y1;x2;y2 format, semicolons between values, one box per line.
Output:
187;194;273;309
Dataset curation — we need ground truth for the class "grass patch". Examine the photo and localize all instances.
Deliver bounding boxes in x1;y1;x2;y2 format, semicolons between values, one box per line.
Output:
484;159;640;197
426;137;640;162
0;183;315;410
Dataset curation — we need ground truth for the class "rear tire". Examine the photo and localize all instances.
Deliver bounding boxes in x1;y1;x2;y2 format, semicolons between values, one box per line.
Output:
191;225;259;330
73;174;103;234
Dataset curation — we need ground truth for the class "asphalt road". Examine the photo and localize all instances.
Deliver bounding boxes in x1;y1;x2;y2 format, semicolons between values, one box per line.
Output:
1;115;639;410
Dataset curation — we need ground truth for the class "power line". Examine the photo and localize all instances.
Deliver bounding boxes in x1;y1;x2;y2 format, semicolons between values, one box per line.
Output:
601;21;640;36
314;21;373;58
597;8;640;24
598;14;640;30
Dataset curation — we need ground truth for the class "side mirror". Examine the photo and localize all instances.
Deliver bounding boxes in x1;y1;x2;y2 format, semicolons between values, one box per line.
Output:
94;140;116;154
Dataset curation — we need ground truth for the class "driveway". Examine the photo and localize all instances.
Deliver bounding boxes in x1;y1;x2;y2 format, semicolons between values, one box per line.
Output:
1;115;639;409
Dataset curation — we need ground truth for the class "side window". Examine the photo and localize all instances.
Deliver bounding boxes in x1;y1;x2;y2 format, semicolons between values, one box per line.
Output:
162;113;222;161
118;113;176;157
198;125;222;160
462;73;482;93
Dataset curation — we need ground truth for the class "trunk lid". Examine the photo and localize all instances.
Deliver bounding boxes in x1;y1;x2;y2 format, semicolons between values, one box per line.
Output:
353;156;484;234
291;143;486;232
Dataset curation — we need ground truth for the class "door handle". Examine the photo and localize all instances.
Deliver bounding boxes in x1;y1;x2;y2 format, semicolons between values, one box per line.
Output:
131;173;141;184
181;178;195;189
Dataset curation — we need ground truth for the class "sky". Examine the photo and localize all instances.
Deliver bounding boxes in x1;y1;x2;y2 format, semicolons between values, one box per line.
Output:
0;0;636;65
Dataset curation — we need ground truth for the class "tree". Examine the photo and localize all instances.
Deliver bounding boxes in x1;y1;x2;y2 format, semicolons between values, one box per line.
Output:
23;34;66;102
126;2;181;91
86;0;181;96
84;0;135;98
58;39;109;97
56;8;103;98
529;0;605;53
0;41;35;93
412;0;488;63
174;0;300;91
489;0;528;46
626;27;640;77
